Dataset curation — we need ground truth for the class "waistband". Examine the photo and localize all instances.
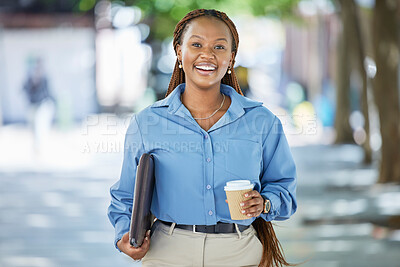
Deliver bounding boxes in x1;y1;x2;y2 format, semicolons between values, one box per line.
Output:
158;220;250;234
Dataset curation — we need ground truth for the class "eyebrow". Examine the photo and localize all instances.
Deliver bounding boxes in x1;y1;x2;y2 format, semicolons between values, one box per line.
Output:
189;35;228;42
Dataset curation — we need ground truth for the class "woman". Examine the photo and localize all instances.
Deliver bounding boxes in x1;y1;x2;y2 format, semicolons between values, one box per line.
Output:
108;9;297;267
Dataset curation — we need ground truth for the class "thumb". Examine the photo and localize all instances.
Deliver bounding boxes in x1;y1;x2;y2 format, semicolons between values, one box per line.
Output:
121;232;129;242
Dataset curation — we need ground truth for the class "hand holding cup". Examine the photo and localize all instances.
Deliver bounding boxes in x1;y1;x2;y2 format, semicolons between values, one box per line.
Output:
239;190;264;218
224;180;262;220
224;190;263;218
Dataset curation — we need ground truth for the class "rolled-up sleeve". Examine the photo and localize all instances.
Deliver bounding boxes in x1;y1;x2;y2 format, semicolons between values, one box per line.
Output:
107;115;145;251
259;116;297;222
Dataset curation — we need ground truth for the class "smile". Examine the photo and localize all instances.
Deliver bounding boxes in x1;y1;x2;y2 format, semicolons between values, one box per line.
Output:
194;63;217;75
195;65;216;71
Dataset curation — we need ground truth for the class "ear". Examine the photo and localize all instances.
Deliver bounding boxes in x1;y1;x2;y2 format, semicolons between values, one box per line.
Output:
176;44;183;62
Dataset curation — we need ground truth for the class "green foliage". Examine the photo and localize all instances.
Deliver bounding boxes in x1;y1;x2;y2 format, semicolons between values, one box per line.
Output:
34;0;298;40
113;0;299;40
78;0;96;11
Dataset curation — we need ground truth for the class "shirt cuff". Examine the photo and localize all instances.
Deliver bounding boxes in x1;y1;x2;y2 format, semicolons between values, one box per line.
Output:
260;192;281;221
114;237;123;252
114;217;130;252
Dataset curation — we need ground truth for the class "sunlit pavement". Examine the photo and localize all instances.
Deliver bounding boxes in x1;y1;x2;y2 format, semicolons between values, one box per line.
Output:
280;145;400;267
0;124;400;267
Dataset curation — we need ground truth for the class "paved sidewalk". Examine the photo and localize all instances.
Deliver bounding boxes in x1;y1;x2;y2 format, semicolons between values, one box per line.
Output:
0;125;399;266
279;145;400;267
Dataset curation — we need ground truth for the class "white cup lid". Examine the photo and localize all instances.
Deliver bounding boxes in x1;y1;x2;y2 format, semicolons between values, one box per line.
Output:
224;180;254;191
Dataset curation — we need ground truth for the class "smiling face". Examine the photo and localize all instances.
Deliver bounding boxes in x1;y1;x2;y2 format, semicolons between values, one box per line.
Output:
176;16;235;91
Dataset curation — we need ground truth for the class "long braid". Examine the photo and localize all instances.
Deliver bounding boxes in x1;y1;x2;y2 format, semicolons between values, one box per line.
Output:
166;9;243;97
166;60;185;97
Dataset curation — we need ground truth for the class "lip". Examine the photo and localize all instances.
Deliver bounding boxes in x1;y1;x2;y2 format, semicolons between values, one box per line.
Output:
194;62;217;76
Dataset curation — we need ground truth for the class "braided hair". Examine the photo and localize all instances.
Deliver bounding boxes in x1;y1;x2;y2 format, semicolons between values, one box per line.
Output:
165;9;243;97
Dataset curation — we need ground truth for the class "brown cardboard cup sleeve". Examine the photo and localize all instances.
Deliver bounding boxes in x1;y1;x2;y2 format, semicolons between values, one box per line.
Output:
224;180;255;220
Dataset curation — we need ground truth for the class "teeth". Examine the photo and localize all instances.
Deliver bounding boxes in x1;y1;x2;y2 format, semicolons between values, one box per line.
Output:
196;65;216;71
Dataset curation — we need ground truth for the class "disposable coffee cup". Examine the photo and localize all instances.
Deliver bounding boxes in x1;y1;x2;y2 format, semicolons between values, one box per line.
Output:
224;180;254;220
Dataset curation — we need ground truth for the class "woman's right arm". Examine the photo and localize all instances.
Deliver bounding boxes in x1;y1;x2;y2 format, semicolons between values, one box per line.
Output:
117;231;151;260
107;115;147;257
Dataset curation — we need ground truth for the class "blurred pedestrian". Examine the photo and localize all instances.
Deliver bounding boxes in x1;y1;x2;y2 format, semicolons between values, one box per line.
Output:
23;57;55;154
108;9;297;267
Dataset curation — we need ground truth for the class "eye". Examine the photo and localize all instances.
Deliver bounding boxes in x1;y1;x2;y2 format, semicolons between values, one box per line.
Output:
215;45;225;50
192;43;201;48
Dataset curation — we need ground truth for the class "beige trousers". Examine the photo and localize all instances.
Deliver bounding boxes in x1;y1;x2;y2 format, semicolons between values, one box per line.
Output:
141;220;263;267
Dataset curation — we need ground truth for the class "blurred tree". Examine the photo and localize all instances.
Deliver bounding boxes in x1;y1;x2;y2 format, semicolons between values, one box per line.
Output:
335;0;372;163
334;0;354;145
133;0;300;41
0;0;298;21
348;0;372;165
372;0;400;184
335;0;400;182
0;0;299;39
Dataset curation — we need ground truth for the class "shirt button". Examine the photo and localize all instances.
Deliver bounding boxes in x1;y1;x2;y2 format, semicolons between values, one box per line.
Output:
208;210;213;216
206;184;211;190
204;135;208;139
206;158;211;162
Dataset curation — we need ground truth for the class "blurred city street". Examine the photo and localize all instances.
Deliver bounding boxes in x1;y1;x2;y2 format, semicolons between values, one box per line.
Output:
1;1;400;266
0;124;399;267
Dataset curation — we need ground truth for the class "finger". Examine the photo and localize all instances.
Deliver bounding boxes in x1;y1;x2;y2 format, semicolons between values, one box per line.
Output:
243;210;262;217
146;229;151;246
248;211;262;217
128;241;147;257
240;197;263;208
243;190;261;199
140;230;151;248
121;232;129;242
140;233;151;251
127;231;150;252
241;206;263;216
246;205;263;214
118;232;129;250
247;190;261;198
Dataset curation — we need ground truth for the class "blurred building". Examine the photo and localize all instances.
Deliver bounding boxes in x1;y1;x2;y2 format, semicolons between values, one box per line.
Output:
0;1;152;126
0;11;97;126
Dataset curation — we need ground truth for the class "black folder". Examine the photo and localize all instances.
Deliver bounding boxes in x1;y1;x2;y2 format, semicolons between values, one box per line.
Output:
129;153;155;248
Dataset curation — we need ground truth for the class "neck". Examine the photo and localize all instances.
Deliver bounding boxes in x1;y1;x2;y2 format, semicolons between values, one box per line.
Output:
181;82;224;113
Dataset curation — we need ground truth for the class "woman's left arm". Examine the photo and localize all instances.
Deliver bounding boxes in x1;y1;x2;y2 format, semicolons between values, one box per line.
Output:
258;116;297;221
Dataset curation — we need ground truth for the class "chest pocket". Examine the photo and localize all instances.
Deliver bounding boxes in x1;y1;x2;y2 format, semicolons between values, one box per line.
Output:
225;139;262;181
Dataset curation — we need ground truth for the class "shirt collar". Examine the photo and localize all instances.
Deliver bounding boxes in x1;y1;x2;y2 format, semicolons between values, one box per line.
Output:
151;83;263;114
151;83;263;132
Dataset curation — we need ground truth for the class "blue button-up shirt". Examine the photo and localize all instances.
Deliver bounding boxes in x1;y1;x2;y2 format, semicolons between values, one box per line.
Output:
108;83;297;248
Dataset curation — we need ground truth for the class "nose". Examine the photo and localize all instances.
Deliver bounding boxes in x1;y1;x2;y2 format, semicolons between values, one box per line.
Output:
199;46;215;59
